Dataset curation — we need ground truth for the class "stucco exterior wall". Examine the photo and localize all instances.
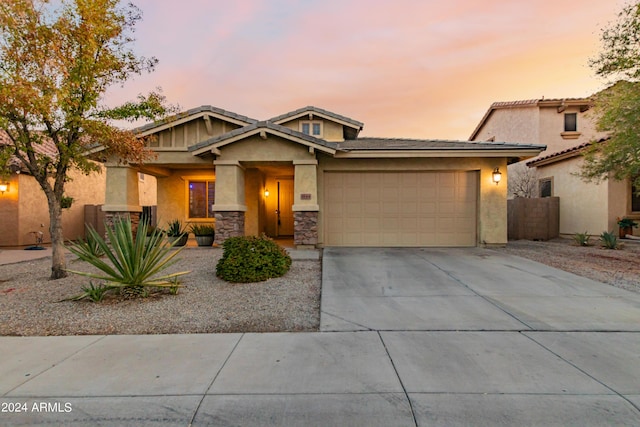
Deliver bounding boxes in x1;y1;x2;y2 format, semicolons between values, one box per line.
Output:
244;168;266;236
537;106;607;156
536;157;609;236
279;118;345;142
0;163;106;246
473;107;539;144
317;156;508;246
217;136;315;162
156;168;215;228
138;173;157;207
609;178;630;232
0;174;20;246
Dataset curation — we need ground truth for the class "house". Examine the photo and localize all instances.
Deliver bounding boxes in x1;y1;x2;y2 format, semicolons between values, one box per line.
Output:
0;130;156;247
470;97;635;236
526;140;632;236
101;105;544;248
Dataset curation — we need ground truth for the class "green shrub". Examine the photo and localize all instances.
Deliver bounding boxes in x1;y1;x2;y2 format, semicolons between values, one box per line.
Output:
166;219;187;237
64;218;190;300
65;281;111;302
74;225;106;258
216;235;292;283
189;224;215;236
600;231;619;249
573;231;591;247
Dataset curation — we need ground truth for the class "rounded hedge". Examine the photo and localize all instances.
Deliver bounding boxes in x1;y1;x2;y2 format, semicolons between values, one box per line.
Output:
216;235;292;283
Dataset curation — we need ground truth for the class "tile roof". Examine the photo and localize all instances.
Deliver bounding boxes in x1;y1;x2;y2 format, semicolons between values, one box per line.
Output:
526;137;609;167
134;105;258;134
337;137;545;151
188;121;339;153
0;130;59;172
489;97;590;109
269;106;364;129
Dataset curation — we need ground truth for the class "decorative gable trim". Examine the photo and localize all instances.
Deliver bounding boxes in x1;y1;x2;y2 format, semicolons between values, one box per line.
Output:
134;105;257;137
188;121;337;156
270;106;363;131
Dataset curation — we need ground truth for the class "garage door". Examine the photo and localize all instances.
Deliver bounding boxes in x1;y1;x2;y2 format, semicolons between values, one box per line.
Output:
324;171;477;247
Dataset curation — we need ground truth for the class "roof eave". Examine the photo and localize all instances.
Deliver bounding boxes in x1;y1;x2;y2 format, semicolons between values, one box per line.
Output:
333;148;546;159
190;127;337;157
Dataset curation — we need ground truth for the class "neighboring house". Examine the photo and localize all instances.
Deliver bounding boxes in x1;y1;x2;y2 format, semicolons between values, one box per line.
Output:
470;97;634;236
526;140;631;237
0;130;156;246
101;105;544;248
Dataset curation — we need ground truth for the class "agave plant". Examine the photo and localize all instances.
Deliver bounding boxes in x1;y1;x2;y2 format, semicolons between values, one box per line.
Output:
65;218;190;298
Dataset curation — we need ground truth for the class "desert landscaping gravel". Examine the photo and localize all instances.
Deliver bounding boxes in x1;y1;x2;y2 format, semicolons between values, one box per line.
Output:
0;248;320;336
1;239;638;336
494;238;640;293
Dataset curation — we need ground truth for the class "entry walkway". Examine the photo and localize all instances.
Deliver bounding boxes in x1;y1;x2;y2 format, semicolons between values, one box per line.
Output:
1;248;640;425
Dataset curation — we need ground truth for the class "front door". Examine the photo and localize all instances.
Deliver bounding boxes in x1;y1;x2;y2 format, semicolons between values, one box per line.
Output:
276;178;294;236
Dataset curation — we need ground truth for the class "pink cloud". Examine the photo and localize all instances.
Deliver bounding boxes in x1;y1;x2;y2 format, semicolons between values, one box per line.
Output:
105;0;622;140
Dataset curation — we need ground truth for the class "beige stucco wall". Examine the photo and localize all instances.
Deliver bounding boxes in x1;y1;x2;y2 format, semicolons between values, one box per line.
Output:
138;173;157;206
537;106;607;156
279;118;345;142
0;163;106;246
473;107;539;144
156;168;215;228
217;136;315;162
0;174;20;246
293;161;319;211
536;157;617;236
244;168;266;236
317;156;508;246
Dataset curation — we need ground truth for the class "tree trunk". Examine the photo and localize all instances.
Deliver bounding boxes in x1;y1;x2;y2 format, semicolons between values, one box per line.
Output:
48;197;67;280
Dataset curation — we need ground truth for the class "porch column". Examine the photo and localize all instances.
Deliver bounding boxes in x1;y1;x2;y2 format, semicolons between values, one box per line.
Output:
292;159;319;248
102;165;142;232
212;160;247;244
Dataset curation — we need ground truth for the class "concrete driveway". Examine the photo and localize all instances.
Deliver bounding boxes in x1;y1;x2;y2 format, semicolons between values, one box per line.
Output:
321;247;640;332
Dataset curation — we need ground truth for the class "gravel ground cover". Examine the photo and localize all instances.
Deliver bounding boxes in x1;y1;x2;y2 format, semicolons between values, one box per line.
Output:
493;238;640;293
0;248;321;336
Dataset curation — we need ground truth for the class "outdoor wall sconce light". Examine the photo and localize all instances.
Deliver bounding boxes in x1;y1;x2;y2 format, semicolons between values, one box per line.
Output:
0;182;8;194
264;188;270;197
492;167;502;185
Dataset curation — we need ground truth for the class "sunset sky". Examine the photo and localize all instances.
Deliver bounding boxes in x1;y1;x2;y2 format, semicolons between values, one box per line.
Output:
106;0;625;140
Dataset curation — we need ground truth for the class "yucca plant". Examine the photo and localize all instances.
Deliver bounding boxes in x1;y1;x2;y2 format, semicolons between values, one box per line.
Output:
65;218;190;298
600;231;619;250
573;231;591;247
73;226;106;258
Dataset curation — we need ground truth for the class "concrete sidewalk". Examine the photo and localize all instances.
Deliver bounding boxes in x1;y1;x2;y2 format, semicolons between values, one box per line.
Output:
1;247;639;426
0;247;51;266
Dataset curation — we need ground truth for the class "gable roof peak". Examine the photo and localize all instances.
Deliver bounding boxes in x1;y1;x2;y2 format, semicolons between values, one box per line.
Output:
133;105;258;135
269;106;364;129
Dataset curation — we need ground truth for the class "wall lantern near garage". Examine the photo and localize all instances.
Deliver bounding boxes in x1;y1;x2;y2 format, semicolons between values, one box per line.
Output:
492;168;502;185
0;182;8;194
264;188;270;198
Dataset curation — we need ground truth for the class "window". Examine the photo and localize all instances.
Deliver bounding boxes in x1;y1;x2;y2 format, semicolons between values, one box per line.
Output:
300;120;322;137
189;180;215;218
539;178;552;198
632;182;640;212
564;113;577;132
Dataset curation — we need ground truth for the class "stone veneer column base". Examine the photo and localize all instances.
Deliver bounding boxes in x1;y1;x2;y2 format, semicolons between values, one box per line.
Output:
294;211;318;246
103;211;142;239
214;211;245;245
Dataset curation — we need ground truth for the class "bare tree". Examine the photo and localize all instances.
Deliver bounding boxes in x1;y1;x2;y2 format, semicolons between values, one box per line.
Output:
508;163;538;198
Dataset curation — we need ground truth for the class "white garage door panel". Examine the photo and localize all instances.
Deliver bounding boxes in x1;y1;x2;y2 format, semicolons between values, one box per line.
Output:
324;171;477;247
